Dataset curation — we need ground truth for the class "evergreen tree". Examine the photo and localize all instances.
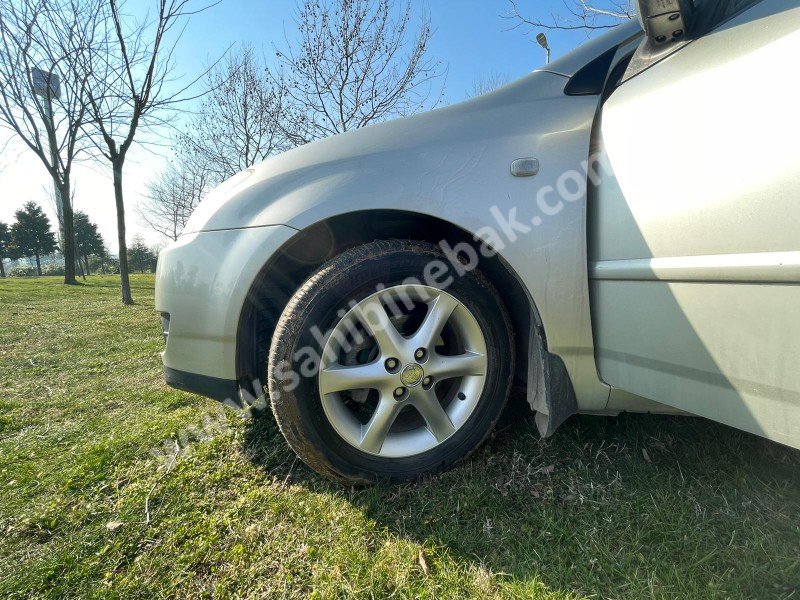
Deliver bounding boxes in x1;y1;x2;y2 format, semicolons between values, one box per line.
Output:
127;235;157;274
74;212;106;275
11;202;57;276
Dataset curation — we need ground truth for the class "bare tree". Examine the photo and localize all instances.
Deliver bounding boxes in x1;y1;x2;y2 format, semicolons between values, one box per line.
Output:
138;158;210;240
469;73;510;98
0;0;101;285
276;0;443;145
82;0;213;304
505;0;634;32
180;45;290;185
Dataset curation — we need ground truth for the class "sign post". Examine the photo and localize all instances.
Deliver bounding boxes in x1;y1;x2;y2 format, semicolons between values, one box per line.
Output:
30;68;64;242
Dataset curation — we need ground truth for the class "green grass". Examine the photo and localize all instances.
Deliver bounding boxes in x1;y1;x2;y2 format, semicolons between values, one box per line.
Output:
1;275;799;598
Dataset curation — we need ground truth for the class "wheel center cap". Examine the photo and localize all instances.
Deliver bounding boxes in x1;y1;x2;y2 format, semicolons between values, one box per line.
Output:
400;363;424;387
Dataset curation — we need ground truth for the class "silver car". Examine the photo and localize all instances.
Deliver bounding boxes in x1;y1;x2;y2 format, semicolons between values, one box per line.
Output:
156;0;800;483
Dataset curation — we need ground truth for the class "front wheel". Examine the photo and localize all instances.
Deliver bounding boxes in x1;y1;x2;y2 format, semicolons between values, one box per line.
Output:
267;240;514;484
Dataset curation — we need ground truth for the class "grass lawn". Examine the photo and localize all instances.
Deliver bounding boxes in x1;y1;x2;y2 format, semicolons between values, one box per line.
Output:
1;275;799;598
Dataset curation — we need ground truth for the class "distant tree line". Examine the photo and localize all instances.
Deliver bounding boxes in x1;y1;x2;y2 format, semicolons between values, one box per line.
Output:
0;202;114;278
0;202;97;276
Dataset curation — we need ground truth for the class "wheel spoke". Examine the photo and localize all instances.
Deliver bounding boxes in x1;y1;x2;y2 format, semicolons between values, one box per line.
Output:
412;292;458;350
360;396;402;454
409;388;455;442
352;296;405;357
319;282;490;458
319;361;390;395
427;351;486;380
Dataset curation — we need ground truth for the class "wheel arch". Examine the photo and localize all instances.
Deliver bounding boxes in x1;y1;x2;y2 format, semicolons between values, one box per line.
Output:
235;209;570;429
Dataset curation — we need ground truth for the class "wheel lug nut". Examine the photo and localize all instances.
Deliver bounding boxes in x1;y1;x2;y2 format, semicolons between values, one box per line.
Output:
422;376;432;387
414;348;426;360
394;387;405;398
385;357;398;371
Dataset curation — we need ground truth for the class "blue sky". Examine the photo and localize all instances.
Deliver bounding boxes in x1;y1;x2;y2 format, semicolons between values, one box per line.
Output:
0;0;605;253
167;0;597;103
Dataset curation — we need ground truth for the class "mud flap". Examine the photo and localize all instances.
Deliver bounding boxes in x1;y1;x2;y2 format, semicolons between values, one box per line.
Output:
527;323;579;437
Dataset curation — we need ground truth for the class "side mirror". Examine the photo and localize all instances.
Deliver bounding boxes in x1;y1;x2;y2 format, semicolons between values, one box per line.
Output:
636;0;695;50
621;0;697;82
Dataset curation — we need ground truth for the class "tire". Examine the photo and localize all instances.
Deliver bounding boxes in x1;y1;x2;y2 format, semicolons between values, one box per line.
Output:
267;239;514;484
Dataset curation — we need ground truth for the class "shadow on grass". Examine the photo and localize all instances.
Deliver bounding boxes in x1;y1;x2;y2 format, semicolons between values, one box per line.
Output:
242;399;800;596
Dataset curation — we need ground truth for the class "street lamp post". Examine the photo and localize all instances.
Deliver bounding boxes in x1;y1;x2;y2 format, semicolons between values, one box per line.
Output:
536;33;551;65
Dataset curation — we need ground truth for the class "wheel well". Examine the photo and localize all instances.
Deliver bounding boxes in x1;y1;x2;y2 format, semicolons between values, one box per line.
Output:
236;210;542;399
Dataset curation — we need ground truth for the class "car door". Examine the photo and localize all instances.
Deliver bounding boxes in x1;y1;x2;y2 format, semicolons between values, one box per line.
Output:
590;0;800;447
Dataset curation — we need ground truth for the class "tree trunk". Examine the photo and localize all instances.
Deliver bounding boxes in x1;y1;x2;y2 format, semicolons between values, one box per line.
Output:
61;182;77;285
35;252;41;275
0;259;5;278
113;158;134;305
84;254;90;276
